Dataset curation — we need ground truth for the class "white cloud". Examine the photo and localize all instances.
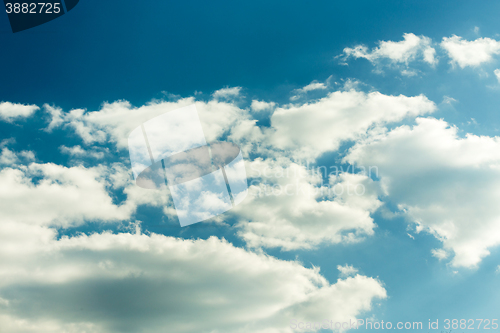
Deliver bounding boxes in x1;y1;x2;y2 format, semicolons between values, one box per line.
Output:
0;147;35;166
290;81;329;101
37;88;436;252
494;69;500;83
268;89;436;159
0;160;173;230
45;99;247;150
345;117;500;267
43;104;65;132
234;158;382;250
441;35;500;68
19;150;35;161
0;148;19;165
341;33;437;71
0;102;39;123
0;223;386;333
212;86;242;99
251;100;276;113
0;163;135;228
293;81;328;96
337;264;359;278
299;82;328;92
43;87;435;162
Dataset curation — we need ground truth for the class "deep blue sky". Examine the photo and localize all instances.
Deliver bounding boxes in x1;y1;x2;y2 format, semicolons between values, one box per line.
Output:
2;1;500;331
1;0;499;110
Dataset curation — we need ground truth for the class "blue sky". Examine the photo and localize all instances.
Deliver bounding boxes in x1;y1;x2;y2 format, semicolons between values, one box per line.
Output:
2;1;500;332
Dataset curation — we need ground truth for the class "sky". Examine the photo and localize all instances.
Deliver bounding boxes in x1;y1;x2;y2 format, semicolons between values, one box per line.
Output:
2;1;500;332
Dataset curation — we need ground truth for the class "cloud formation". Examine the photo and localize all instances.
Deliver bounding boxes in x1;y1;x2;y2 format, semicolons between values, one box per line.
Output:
235;159;382;250
342;33;500;76
341;33;437;74
268;89;436;159
0;224;386;333
441;35;500;68
346;117;500;267
0;101;39;122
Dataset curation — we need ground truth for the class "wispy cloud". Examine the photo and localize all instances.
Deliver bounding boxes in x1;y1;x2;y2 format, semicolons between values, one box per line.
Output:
340;33;437;74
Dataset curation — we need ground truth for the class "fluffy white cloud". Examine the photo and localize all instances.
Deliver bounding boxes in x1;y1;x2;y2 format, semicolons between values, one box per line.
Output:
251;100;276;113
0;147;35;165
268;89;436;159
0;223;386;333
46;98;247;150
0;148;19;165
441;35;500;68
341;33;437;72
44;87;435;163
0;159;176;230
0;102;39;122
37;88;436;252
234;158;382;250
0;163;133;227
345;117;500;267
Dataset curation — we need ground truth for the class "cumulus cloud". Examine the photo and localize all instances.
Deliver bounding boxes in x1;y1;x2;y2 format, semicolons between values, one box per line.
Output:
234;158;382;250
441;35;500;68
45;99;247;150
0;101;39;122
251;100;276;113
37;87;437;252
43;87;435;163
341;33;437;73
0;163;133;228
0;224;386;333
268;89;436;159
0;147;35;166
0;159;176;231
0;148;19;165
345;117;500;267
